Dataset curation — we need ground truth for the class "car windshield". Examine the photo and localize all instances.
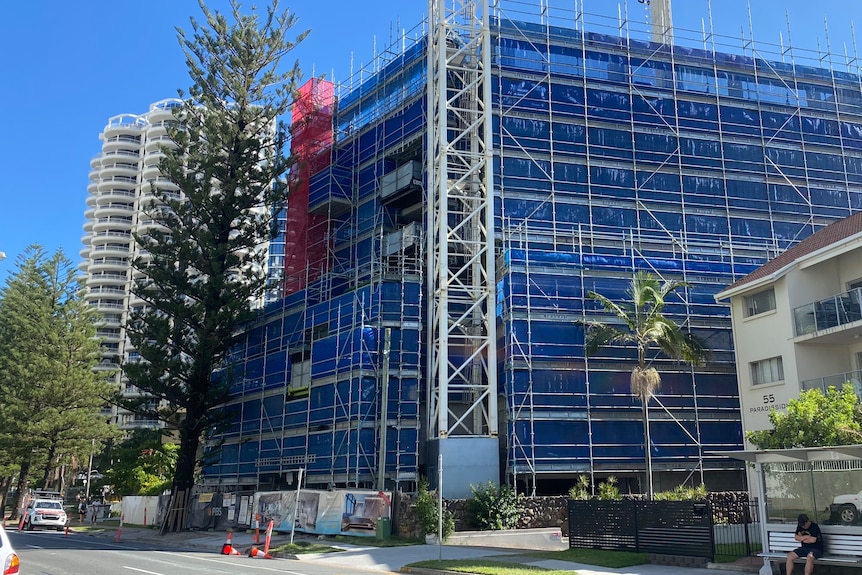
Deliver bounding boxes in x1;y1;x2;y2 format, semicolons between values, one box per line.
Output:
35;501;62;510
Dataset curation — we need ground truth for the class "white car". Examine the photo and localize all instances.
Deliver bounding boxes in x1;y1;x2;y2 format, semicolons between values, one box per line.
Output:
0;524;20;574
831;491;862;525
24;497;68;531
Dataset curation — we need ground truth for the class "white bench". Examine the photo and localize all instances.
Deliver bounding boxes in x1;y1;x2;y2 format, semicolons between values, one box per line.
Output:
758;530;862;570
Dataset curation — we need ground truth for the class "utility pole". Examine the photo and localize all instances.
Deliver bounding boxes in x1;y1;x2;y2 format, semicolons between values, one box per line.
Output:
377;328;391;491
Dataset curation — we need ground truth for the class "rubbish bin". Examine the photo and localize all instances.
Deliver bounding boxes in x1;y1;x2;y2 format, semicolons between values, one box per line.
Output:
375;517;391;540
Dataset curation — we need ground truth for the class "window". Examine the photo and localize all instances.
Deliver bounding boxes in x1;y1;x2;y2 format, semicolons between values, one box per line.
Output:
745;288;776;317
751;357;784;385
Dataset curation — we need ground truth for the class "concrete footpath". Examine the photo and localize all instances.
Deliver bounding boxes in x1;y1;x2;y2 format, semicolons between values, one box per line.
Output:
65;524;760;575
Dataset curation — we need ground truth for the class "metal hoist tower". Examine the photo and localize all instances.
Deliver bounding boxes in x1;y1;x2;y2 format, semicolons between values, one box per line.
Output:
426;0;497;444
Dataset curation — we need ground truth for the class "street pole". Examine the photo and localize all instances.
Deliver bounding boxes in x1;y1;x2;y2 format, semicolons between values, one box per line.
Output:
85;439;95;501
437;453;443;560
377;328;391;491
290;467;304;544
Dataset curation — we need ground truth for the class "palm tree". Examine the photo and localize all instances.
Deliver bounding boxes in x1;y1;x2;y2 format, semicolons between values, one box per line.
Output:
581;271;708;498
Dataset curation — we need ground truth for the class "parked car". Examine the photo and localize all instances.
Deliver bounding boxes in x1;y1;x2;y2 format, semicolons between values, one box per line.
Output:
0;524;20;574
831;491;862;525
23;495;68;531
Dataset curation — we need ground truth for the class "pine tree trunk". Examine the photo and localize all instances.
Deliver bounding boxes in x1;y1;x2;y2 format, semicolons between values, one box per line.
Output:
0;476;12;520
41;442;57;489
11;459;31;521
160;417;201;533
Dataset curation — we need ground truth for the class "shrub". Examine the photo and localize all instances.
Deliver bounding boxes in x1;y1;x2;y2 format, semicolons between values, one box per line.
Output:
597;475;621;500
653;484;708;501
567;475;621;500
414;477;454;539
466;482;521;530
568;475;591;500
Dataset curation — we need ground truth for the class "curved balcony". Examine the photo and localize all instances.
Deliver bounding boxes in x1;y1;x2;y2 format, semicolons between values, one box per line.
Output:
89;243;131;258
104;114;146;136
97;187;136;203
84;208;96;221
134;218;168;235
94;360;120;373
93;203;134;218
102;135;142;154
87;259;129;274
141;162;161;180
99;162;139;179
95;313;123;328
146;123;168;140
144;134;175;153
90;230;131;245
87;284;127;296
103;149;140;161
142;149;164;168
97;175;138;193
96;329;122;344
86;271;129;287
92;218;133;233
151;177;179;192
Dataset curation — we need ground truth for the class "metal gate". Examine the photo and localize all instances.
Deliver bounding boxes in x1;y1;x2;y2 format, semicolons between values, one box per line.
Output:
568;499;714;560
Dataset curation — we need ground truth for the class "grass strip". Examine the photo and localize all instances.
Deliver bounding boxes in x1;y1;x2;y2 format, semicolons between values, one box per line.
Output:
331;534;420;547
517;547;649;568
408;559;574;575
269;540;342;555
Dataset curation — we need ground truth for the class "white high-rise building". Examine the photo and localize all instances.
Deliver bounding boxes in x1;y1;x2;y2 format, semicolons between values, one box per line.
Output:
81;98;279;430
80;99;184;430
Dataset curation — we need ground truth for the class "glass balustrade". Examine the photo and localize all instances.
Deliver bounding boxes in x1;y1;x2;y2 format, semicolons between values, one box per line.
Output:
794;288;862;336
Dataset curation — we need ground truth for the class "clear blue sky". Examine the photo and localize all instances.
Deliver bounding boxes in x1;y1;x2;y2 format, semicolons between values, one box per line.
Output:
0;0;859;284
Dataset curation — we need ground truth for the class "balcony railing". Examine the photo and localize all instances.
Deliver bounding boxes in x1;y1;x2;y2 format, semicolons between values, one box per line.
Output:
793;288;862;336
801;369;862;398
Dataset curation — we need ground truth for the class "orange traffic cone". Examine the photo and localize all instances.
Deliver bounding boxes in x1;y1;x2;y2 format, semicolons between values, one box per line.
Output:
248;546;273;559
221;532;241;556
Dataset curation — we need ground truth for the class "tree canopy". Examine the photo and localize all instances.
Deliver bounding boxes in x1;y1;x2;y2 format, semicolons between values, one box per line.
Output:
747;385;862;449
0;246;116;516
103;430;179;496
120;0;306;530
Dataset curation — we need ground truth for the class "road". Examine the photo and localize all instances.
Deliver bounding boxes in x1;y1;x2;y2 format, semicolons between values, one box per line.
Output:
9;529;396;575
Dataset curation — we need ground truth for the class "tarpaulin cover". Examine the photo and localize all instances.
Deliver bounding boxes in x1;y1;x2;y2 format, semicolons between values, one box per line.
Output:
187;492;232;531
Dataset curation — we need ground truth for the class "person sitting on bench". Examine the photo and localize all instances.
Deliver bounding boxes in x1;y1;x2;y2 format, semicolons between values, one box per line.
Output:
787;514;823;575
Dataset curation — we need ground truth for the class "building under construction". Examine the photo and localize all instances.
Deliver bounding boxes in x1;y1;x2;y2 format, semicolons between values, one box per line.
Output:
202;0;862;497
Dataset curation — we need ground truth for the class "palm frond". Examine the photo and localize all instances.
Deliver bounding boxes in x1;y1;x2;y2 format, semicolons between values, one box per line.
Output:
581;323;632;357
587;291;634;328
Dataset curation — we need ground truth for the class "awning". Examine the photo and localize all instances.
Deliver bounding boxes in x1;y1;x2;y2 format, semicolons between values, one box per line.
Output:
710;445;862;463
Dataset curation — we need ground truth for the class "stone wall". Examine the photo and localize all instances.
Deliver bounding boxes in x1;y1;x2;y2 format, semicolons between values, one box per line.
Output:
394;492;570;537
393;490;751;539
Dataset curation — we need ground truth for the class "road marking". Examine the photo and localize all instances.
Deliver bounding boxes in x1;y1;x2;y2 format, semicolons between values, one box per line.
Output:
152;551;306;574
124;567;165;575
25;545;43;549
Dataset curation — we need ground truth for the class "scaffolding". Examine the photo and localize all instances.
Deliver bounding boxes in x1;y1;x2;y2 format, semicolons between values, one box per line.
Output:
204;23;428;492
204;0;862;495
491;0;862;493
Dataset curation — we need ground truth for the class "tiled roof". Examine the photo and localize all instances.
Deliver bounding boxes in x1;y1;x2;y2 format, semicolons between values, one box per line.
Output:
723;211;862;293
